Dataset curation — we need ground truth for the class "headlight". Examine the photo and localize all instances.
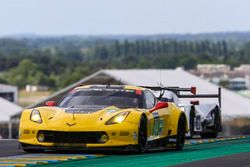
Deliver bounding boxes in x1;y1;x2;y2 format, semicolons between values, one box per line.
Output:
106;111;130;125
30;109;42;123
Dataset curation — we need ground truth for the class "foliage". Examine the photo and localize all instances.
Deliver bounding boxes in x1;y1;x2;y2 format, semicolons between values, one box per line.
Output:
0;36;249;89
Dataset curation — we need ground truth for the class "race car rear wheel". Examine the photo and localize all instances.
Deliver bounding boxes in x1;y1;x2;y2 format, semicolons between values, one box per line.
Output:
138;115;147;153
175;114;186;150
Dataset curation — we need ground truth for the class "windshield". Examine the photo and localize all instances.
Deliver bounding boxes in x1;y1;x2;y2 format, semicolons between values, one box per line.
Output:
155;90;179;104
59;89;143;109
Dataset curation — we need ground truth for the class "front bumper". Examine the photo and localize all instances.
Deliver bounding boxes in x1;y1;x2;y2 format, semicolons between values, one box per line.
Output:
19;123;139;149
19;142;138;152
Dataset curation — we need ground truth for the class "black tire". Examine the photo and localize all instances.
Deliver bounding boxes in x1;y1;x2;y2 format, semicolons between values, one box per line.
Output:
189;109;195;138
213;106;222;131
138;115;147;153
175;114;186;150
200;132;218;139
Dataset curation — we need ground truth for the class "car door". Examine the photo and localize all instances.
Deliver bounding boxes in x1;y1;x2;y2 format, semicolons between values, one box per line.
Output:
144;90;170;140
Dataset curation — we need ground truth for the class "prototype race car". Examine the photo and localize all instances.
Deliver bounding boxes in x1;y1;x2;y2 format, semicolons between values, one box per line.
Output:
19;85;188;152
153;86;222;138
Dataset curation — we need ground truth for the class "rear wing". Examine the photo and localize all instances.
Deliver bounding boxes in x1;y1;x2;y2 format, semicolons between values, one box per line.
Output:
141;86;222;108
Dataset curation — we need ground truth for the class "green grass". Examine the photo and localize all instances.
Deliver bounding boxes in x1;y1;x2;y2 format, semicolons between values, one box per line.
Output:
19;90;52;97
41;138;250;167
18;90;52;107
238;90;250;99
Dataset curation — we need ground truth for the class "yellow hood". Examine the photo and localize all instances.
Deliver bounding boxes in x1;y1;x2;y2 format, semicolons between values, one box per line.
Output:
32;106;132;130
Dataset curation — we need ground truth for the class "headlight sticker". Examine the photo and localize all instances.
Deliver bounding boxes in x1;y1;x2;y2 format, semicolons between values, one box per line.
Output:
133;132;137;140
106;111;130;125
30;109;42;123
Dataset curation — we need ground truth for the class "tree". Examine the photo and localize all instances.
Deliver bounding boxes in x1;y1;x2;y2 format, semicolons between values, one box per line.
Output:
5;59;49;87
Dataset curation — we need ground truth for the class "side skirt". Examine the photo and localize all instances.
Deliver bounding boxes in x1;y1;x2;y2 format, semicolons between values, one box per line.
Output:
146;135;178;150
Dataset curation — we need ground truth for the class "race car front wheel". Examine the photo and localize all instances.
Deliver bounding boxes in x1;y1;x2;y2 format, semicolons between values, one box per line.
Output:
138;115;147;153
175;114;186;150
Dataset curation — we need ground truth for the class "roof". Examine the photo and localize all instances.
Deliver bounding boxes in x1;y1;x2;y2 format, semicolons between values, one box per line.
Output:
104;69;250;117
0;84;17;93
0;97;22;122
75;85;145;91
12;68;250;118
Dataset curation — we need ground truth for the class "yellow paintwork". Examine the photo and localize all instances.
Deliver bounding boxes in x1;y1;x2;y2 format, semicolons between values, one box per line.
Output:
75;85;145;91
19;85;187;149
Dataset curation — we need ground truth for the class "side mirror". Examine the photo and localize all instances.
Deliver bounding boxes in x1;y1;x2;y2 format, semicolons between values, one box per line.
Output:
45;101;57;107
149;101;168;113
191;87;197;95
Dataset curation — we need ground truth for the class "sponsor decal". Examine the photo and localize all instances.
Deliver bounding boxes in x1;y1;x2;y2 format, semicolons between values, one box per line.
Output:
168;138;177;142
135;90;142;95
152;112;159;117
133;132;137;140
152;117;165;136
151;112;165;136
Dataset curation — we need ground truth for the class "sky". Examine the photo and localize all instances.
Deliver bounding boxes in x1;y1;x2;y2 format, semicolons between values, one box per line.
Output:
0;0;250;36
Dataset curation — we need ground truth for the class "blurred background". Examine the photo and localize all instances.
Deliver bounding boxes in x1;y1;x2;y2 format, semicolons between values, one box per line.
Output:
1;0;250;138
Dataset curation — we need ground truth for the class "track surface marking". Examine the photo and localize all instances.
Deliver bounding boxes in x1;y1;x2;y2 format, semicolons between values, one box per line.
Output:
42;137;250;167
0;154;103;167
173;152;250;167
1;137;249;167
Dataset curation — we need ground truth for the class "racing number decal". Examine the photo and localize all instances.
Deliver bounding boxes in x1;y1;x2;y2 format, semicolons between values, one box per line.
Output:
152;112;164;136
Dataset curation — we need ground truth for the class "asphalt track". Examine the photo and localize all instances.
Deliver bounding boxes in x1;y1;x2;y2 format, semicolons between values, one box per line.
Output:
0;140;25;157
1;137;250;166
174;152;250;167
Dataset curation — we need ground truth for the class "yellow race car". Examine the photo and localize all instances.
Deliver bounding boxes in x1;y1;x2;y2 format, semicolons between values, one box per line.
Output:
19;85;188;152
